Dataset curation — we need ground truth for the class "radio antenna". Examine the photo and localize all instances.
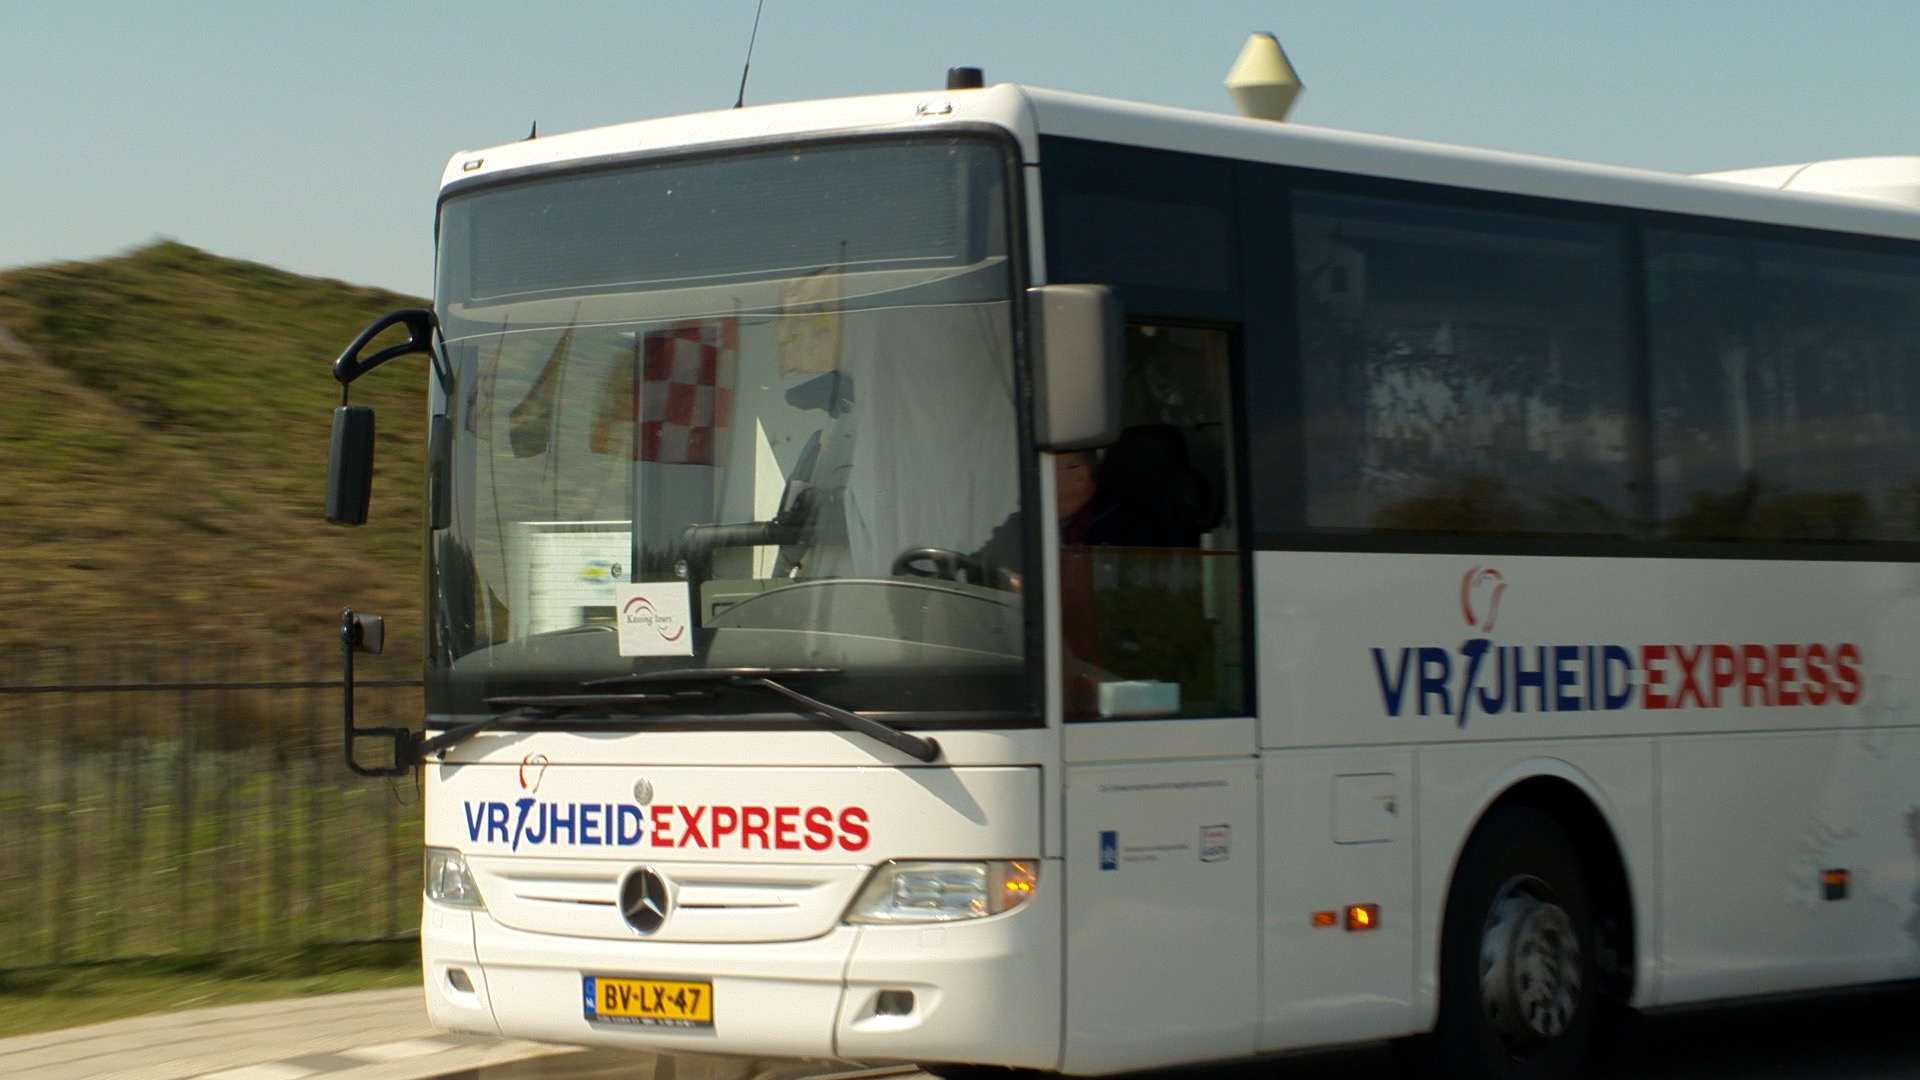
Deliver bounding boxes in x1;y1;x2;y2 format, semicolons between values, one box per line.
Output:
733;0;767;109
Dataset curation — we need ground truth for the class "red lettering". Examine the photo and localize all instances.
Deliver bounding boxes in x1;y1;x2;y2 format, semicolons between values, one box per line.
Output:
709;805;738;844
679;805;709;848
1776;644;1802;707
650;805;676;848
773;806;800;851
1675;645;1709;709
1835;643;1862;705
742;806;771;849
1708;644;1738;708
1803;644;1831;705
838;807;871;851
1642;645;1670;709
803;806;835;851
1741;644;1773;707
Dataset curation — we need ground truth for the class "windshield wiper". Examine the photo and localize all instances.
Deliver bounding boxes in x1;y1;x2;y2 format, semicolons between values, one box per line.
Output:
586;667;942;763
585;666;843;687
424;669;941;764
417;692;695;758
416;705;537;759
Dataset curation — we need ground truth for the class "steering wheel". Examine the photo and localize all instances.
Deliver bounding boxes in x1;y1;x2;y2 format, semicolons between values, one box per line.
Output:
892;547;997;586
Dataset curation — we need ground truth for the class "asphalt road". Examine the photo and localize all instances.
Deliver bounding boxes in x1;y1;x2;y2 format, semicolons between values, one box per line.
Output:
447;982;1920;1080
1193;981;1920;1080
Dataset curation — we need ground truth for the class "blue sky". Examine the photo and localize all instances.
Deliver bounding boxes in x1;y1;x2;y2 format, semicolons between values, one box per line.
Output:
6;1;1917;297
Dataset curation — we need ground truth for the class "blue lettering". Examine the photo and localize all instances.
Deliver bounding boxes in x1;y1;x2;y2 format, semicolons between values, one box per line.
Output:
1377;639;1646;721
549;802;577;844
1512;646;1549;713
463;802;486;842
1553;645;1582;712
1418;647;1452;717
1478;646;1510;716
525;802;547;845
1372;648;1415;717
582;803;603;845
486;801;510;844
1585;646;1597;711
1456;638;1491;727
511;797;535;851
1602;645;1635;710
617;804;644;845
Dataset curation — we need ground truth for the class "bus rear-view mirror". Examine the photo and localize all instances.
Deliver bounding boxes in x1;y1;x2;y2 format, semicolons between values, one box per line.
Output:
326;404;375;526
1029;283;1122;451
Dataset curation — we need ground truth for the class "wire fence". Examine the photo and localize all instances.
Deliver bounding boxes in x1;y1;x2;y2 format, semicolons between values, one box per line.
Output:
0;644;424;970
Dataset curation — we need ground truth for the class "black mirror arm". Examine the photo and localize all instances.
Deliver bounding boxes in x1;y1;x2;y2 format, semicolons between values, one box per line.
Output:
340;608;416;777
333;308;450;400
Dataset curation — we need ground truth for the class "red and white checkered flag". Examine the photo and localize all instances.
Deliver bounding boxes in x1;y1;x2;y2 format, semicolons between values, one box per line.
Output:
591;319;736;463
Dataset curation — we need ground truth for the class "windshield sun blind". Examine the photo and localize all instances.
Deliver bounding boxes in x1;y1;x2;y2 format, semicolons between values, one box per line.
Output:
450;141;983;304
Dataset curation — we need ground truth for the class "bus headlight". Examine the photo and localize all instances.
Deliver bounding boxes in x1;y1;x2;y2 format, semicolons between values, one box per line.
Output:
424;847;485;909
845;860;1038;924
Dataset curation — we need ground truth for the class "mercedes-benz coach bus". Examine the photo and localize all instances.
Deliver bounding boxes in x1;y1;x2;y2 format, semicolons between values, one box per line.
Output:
325;64;1920;1080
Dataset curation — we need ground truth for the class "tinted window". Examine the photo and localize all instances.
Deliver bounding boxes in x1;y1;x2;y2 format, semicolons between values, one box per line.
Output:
1647;231;1920;543
1063;326;1245;721
447;141;995;303
1041;138;1238;312
1293;191;1634;537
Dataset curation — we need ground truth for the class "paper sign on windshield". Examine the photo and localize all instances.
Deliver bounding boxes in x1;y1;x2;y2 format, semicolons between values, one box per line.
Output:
615;583;694;657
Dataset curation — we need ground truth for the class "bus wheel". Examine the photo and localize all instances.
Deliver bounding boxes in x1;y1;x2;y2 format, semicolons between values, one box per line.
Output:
1433;806;1596;1080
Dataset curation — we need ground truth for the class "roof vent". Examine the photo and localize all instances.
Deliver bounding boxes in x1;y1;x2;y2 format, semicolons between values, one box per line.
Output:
1225;33;1303;122
947;67;985;90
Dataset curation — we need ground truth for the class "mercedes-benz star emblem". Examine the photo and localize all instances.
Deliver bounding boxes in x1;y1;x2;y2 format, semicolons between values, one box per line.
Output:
619;867;672;934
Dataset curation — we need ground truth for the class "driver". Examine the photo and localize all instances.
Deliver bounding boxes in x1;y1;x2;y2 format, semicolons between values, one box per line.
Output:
974;449;1115;589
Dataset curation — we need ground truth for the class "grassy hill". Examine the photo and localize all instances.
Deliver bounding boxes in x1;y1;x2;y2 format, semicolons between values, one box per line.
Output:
0;241;432;659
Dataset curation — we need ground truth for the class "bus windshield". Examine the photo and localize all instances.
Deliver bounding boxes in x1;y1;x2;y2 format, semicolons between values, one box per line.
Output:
428;137;1029;721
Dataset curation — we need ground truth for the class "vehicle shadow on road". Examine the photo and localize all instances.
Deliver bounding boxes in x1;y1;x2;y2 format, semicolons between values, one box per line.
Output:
451;984;1920;1080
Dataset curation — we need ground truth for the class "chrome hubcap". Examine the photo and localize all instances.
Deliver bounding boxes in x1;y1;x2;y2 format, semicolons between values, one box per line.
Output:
1479;877;1581;1042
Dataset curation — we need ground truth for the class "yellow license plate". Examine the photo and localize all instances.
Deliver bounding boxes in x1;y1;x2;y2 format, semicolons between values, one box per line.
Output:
583;976;713;1027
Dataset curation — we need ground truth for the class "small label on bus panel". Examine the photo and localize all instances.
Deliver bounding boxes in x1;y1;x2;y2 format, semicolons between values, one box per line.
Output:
1200;824;1231;863
615;583;693;657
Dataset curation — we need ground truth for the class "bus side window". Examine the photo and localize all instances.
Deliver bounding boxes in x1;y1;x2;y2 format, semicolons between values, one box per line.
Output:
1094;423;1217;546
1063;325;1244;721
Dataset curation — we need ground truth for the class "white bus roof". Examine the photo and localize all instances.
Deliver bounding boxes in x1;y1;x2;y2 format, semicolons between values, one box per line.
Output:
1697;156;1920;208
442;82;1920;244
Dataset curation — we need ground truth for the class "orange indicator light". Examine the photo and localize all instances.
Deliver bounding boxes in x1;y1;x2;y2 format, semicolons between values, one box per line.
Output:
1345;904;1380;931
1822;869;1850;901
1312;911;1338;928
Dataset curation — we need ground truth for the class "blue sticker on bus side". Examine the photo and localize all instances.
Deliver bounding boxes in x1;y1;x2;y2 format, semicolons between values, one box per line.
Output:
1100;830;1119;870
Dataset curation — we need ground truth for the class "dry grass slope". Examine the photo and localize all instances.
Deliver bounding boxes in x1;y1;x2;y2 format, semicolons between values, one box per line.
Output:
0;242;432;659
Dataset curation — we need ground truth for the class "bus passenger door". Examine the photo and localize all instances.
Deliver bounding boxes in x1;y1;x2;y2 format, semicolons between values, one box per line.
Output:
1057;324;1260;1073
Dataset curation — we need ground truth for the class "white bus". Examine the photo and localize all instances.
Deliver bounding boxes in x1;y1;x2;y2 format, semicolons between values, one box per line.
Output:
326;65;1920;1080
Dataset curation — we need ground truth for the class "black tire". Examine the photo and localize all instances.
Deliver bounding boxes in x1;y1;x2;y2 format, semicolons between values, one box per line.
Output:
1426;805;1598;1080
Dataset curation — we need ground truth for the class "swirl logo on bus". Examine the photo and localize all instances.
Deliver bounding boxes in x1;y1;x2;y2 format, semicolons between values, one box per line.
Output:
1371;566;1863;726
1460;565;1506;632
519;753;550;794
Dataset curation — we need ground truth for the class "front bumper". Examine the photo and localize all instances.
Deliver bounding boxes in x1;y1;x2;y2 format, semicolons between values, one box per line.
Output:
420;871;1062;1069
